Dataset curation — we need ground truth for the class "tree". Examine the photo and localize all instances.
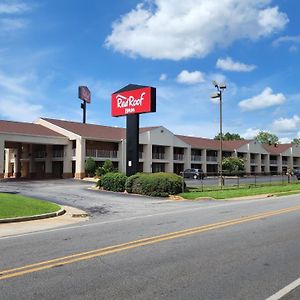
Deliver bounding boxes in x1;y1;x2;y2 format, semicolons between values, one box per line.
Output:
214;132;244;141
254;131;279;145
222;157;245;175
291;138;300;145
85;157;96;177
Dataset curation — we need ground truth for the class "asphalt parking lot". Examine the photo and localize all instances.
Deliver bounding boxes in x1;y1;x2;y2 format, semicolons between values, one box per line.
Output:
0;179;201;222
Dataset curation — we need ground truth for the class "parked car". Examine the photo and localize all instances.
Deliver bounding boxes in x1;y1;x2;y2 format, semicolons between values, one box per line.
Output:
293;168;300;180
182;168;205;180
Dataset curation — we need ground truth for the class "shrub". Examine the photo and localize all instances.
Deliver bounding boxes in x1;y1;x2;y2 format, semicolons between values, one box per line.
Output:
95;160;115;177
85;157;96;177
98;172;127;192
125;172;183;197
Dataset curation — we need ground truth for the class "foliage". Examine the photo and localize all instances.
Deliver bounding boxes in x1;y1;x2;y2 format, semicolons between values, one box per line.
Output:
125;172;184;197
97;172;127;192
95;160;115;177
254;131;279;145
214;132;244;141
85;157;96;177
291;138;300;145
222;157;245;175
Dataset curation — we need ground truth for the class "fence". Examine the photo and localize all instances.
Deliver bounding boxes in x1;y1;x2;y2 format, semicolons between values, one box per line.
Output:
183;172;300;192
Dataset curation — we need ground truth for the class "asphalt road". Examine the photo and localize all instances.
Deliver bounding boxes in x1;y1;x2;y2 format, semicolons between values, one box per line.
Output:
0;179;299;299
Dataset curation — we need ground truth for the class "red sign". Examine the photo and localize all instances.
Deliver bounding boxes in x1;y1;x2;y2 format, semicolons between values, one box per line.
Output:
112;85;156;117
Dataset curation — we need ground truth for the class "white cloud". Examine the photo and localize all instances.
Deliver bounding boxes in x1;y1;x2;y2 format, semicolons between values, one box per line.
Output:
272;35;300;47
279;137;292;144
238;87;286;111
0;1;30;14
0;1;31;34
105;0;288;60
272;115;300;132
242;128;260;139
0;71;44;122
216;57;256;72
176;70;205;85
159;73;167;81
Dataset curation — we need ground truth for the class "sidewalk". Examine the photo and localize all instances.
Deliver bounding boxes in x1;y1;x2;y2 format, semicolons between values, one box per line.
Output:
0;206;89;238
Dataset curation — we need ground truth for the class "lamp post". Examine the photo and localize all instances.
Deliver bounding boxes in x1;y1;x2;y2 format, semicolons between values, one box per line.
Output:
211;81;226;188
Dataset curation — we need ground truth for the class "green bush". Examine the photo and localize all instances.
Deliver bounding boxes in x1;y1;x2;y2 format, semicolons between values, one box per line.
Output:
125;172;184;197
98;172;127;192
85;157;96;177
95;160;115;177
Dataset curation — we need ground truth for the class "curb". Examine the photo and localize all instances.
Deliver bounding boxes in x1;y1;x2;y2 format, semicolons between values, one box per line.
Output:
0;208;66;224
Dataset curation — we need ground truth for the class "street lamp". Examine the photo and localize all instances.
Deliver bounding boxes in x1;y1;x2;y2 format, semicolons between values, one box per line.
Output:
211;81;226;188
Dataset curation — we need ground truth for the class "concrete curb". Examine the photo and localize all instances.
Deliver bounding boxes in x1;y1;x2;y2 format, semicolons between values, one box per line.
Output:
0;208;66;224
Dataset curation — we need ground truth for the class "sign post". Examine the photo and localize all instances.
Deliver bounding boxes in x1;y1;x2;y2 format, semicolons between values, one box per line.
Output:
78;86;91;124
111;84;156;176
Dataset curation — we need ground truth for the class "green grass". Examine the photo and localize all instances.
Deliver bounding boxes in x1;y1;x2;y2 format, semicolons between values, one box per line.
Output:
0;193;61;219
180;183;300;200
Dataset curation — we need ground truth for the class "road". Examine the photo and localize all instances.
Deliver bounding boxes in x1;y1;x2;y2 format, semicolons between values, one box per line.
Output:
0;179;299;299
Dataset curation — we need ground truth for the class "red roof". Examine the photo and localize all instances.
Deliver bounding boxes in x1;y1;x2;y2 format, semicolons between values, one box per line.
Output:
176;135;249;151
262;144;292;155
41;118;159;140
0;120;64;137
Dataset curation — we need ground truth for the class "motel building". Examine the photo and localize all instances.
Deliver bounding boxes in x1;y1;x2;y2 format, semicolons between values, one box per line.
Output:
1;117;300;180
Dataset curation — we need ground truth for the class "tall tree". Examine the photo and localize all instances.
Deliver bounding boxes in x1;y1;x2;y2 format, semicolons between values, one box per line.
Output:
214;132;244;141
254;131;279;145
291;138;300;145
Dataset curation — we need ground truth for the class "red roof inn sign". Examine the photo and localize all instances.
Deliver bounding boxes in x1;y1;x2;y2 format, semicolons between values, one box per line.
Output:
112;84;156;117
111;84;156;176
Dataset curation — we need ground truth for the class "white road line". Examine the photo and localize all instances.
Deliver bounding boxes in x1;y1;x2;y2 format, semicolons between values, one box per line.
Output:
266;278;300;300
0;196;296;240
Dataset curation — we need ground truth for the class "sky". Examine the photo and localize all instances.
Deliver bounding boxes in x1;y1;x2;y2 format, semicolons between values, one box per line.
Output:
0;0;300;143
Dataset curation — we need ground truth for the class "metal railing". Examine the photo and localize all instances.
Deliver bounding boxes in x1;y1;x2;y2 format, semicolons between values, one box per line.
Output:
191;155;202;161
86;149;118;158
173;153;184;161
183;172;300;192
52;150;64;158
206;156;218;162
152;152;165;159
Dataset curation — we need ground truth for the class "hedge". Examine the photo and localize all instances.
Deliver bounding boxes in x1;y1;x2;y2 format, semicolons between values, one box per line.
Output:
98;172;127;192
125;172;184;197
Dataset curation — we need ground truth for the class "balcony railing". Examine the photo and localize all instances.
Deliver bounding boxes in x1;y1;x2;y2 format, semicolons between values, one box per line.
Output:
282;160;288;166
250;159;256;164
270;160;277;165
33;151;47;158
173;153;184;161
191;155;202;161
152;152;165;159
139;152;143;159
207;156;218;162
52;150;64;158
86;149;118;158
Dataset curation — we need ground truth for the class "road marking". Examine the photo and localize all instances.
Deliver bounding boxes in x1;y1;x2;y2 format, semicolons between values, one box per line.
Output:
0;196;289;240
1;205;300;280
266;278;300;300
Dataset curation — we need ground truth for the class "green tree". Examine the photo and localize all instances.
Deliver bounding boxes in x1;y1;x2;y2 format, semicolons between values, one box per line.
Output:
254;131;279;145
85;157;96;177
214;132;244;141
222;157;245;175
291;138;300;145
96;160;115;177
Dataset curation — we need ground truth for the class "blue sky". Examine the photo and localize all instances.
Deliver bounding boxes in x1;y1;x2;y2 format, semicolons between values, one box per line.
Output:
0;0;300;142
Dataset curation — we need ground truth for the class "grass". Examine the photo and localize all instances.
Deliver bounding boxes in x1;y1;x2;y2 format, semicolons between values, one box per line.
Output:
0;193;61;219
180;183;300;200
